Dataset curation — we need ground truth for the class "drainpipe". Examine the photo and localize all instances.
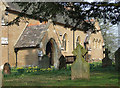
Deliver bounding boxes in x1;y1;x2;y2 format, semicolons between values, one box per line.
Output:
14;48;18;67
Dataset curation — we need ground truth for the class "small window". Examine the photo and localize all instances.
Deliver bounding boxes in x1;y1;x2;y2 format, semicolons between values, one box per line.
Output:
76;36;81;47
1;17;6;26
61;33;67;51
95;39;98;48
93;38;95;48
98;40;102;49
1;13;8;26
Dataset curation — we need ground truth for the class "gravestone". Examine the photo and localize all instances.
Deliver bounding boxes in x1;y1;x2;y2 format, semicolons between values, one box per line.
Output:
71;44;90;80
102;48;112;67
3;63;11;75
59;55;66;69
39;55;50;68
115;48;120;71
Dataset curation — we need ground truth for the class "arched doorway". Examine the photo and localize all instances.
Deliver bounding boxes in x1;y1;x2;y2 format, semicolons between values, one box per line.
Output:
46;38;59;69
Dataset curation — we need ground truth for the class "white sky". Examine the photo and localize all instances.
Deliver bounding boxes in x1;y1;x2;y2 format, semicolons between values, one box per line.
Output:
85;0;116;3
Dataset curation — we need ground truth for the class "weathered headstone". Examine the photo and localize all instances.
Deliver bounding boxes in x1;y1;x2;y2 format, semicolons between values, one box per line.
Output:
3;63;11;75
71;44;90;80
59;55;66;69
39;55;50;68
115;48;120;71
102;48;112;67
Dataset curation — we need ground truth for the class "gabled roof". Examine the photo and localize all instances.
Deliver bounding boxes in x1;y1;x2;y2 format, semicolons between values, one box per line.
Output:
14;24;47;49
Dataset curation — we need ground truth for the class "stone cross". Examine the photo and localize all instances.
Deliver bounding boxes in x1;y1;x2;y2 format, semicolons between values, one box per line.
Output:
103;48;110;58
71;44;90;80
102;48;112;67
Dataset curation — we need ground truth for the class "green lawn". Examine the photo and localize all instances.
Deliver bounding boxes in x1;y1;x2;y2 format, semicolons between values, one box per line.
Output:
2;62;120;87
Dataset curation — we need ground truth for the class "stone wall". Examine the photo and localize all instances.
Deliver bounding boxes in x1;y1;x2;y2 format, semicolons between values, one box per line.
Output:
1;12;44;67
54;25;74;56
0;2;7;87
17;48;38;67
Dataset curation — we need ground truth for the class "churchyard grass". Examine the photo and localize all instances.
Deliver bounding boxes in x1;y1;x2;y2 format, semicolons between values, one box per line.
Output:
3;62;119;86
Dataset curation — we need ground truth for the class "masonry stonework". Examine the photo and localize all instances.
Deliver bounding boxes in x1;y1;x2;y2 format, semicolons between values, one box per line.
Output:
0;2;104;69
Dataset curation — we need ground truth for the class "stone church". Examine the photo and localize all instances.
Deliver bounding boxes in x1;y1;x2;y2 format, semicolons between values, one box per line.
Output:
0;2;104;69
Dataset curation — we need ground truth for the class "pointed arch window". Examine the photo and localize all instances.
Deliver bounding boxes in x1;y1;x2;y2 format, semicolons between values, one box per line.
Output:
95;39;98;48
98;40;102;49
76;36;81;47
93;38;96;48
62;33;67;51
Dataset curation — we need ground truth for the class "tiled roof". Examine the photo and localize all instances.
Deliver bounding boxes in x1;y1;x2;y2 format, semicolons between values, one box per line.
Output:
14;24;47;49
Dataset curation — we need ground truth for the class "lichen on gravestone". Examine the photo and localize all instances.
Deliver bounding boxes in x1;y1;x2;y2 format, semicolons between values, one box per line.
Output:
71;44;90;80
